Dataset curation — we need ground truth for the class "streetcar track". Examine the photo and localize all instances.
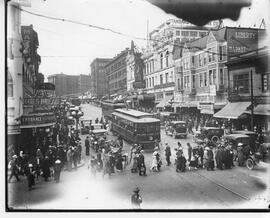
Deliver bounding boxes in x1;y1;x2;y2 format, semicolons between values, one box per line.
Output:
191;171;250;201
175;170;230;206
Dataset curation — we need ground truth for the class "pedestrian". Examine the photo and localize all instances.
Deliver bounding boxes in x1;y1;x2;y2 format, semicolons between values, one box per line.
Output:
206;147;215;171
42;156;51;181
176;153;186;172
130;150;138;173
115;151;123;172
150;150;158;172
215;145;224;170
197;145;204;168
54;158;62;183
77;141;82;164
85;136;90;156
89;155;97;176
137;150;146;176
131;187;142;209
72;147;78;170
237;143;245;166
8;155;20;182
66;146;73;171
187;143;192;162
164;143;171;166
25;163;35;191
188;150;199;170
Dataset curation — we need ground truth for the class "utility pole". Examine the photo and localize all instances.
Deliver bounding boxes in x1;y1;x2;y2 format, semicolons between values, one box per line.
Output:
250;70;254;131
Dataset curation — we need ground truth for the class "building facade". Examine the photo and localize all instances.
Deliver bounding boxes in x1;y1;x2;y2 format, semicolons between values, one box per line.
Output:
7;0;24;154
214;27;269;131
90;58;111;98
48;73;91;97
142;19;219;109
105;48;129;96
174;27;229;120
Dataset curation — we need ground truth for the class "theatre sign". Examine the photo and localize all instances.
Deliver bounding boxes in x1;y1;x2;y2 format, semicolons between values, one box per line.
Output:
226;28;259;59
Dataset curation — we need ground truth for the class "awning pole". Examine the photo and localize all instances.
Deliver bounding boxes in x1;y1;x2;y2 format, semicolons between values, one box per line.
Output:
250;70;254;131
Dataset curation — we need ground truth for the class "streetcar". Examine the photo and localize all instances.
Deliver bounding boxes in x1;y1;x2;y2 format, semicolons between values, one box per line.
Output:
111;108;160;150
101;100;126;120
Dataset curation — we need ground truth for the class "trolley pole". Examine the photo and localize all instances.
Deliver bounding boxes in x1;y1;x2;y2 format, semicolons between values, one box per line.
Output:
250;70;254;131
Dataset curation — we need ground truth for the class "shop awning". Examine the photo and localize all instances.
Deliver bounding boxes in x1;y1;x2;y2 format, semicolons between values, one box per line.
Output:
245;104;270;116
156;96;172;108
20;122;55;129
213;102;251;119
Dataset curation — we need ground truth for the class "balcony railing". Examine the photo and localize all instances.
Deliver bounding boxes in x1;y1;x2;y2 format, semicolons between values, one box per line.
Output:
154;82;175;89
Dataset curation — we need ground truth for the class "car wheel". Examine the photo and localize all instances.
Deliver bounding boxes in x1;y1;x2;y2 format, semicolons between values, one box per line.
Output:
211;135;219;144
246;158;255;170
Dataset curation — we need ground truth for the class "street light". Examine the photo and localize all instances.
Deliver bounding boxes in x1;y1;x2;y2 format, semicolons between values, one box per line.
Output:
70;107;83;131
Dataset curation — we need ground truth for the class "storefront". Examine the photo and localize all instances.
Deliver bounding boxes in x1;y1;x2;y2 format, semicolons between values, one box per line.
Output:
20;113;56;156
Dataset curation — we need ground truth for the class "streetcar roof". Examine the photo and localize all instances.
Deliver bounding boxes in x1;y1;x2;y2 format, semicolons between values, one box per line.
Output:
114;108;153;118
112;111;160;123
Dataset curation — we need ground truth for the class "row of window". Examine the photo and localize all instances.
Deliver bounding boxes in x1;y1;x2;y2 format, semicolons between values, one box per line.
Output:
176;68;225;90
146;71;174;88
109;78;127;90
175;30;207;38
107;69;126;81
107;59;126;73
180;46;227;70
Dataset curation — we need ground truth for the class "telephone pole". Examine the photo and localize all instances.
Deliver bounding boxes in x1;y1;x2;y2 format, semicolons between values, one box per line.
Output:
250;70;254;131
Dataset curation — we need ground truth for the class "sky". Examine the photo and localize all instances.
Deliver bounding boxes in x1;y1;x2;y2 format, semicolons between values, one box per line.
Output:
19;0;270;80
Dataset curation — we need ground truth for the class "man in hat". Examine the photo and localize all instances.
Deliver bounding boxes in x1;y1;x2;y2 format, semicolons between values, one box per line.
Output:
25;163;35;190
164;143;171;166
85;136;90;156
8;155;20;182
54;157;62;183
131;187;142;209
137;150;146;176
206;146;214;170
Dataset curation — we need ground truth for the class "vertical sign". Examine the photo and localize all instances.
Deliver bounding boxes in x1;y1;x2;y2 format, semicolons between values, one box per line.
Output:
227;28;258;59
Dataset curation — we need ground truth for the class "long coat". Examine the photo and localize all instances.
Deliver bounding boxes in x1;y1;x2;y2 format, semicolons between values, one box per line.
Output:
42;158;51;179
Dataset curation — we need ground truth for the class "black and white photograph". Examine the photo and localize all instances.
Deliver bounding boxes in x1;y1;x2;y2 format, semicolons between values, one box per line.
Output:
3;0;270;211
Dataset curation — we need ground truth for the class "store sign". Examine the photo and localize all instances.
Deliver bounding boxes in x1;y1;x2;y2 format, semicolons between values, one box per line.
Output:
197;102;213;110
21;113;56;126
24;98;54;106
227;28;258;58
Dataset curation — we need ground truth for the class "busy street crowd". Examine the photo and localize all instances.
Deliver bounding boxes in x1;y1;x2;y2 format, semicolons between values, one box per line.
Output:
8;102;269;194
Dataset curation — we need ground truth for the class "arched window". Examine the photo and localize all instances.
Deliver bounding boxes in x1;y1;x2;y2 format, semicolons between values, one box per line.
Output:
165;51;169;67
8;70;13;97
160;53;163;69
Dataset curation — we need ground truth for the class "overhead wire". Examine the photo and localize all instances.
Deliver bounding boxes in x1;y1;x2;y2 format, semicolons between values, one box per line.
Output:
14;5;267;58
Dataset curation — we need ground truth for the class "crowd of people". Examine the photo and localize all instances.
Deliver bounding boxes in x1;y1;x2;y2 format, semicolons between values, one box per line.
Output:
8;105;83;190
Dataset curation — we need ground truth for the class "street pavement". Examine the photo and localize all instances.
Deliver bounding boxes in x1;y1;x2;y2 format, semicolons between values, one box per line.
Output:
7;103;270;210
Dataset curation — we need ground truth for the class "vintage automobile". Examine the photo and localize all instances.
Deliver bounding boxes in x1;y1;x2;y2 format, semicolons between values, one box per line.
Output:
165;121;187;138
194;127;224;145
91;123;108;138
245;142;270;170
223;134;251;149
232;130;258;152
80;120;92;135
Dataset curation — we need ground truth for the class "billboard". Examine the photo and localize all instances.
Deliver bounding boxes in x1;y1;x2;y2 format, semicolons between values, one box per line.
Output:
227;28;258;59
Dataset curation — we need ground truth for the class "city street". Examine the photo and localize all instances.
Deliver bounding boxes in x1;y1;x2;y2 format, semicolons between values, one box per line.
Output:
8;104;270;210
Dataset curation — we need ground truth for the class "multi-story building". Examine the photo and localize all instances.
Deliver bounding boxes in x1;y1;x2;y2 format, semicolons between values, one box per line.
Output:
90;58;111;98
174;27;228;120
78;74;91;95
48;73;91;97
105;48;129;96
143;19;219;109
214;27;269;131
7;0;24;154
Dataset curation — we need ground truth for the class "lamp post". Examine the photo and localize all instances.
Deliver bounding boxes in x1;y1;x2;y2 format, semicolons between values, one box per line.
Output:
168;97;174;112
71;106;83;132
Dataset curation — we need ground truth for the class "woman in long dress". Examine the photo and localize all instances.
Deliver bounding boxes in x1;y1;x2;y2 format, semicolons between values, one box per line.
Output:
150;151;158;172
